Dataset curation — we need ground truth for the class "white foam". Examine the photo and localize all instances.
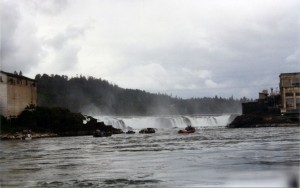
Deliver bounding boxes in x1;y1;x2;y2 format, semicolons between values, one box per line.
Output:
95;114;235;130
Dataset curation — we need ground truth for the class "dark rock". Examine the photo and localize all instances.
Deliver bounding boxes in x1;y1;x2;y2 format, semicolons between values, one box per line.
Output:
126;130;135;134
85;116;124;135
93;130;112;137
139;128;155;134
1;107;124;138
227;114;298;128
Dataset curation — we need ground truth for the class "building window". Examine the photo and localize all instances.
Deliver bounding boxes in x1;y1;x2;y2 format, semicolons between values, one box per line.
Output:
296;93;300;96
292;78;300;87
286;98;294;109
285;93;294;97
8;78;15;85
296;98;300;109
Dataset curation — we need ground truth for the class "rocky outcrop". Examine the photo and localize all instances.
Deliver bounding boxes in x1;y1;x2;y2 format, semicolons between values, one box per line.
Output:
126;130;136;134
139;128;155;134
0;107;124;140
227;114;299;128
84;116;124;135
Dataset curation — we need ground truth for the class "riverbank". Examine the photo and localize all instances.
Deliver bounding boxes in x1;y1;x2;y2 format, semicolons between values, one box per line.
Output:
0;131;58;140
227;114;299;128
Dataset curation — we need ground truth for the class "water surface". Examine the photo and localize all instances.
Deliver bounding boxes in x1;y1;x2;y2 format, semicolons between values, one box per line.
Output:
0;126;299;187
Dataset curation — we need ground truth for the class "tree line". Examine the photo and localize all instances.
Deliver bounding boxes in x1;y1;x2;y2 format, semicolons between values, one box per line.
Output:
35;74;249;115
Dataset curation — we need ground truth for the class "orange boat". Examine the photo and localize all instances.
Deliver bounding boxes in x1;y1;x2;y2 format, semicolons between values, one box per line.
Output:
178;127;196;134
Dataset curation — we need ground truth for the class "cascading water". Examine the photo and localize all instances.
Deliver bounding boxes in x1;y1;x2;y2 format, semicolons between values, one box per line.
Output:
96;114;238;131
188;114;234;127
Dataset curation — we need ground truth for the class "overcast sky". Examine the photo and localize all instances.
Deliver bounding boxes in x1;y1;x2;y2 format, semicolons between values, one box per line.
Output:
1;0;299;99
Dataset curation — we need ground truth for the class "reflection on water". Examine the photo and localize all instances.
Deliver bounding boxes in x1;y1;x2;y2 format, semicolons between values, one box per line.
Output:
0;126;299;187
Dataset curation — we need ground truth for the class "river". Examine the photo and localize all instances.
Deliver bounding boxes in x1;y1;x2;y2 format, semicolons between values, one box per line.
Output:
0;115;299;187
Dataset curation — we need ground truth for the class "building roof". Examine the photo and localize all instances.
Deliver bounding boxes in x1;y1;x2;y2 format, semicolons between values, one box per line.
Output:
279;72;300;77
0;71;36;82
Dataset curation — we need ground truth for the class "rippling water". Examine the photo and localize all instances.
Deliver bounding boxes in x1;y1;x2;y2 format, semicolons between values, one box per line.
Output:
1;126;299;187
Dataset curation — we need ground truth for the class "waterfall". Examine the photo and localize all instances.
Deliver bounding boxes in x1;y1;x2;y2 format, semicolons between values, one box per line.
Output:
188;115;233;127
95;114;237;131
97;117;128;131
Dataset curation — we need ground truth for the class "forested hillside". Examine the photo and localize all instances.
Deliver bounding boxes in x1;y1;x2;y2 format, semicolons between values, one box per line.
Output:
35;74;246;115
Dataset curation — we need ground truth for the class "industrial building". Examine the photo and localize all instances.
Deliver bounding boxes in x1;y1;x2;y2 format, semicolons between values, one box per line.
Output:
242;72;300;116
0;71;37;118
279;72;300;114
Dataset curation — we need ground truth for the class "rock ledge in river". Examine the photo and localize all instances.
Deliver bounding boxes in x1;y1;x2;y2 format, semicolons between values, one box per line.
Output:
227;114;299;128
139;128;155;134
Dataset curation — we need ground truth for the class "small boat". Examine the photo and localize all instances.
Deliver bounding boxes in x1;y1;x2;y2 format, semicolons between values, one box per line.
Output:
178;127;196;134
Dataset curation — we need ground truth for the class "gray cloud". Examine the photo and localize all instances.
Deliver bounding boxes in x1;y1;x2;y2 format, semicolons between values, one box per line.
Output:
1;1;21;71
1;0;299;99
1;2;19;55
45;26;86;50
43;26;88;71
1;1;42;73
106;0;300;98
29;0;69;15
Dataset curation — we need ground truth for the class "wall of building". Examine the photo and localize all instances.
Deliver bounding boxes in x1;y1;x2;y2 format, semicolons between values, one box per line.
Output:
280;73;300;113
0;72;37;118
0;73;8;117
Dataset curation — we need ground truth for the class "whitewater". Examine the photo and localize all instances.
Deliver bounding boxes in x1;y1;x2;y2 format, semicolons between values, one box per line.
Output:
96;114;237;132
